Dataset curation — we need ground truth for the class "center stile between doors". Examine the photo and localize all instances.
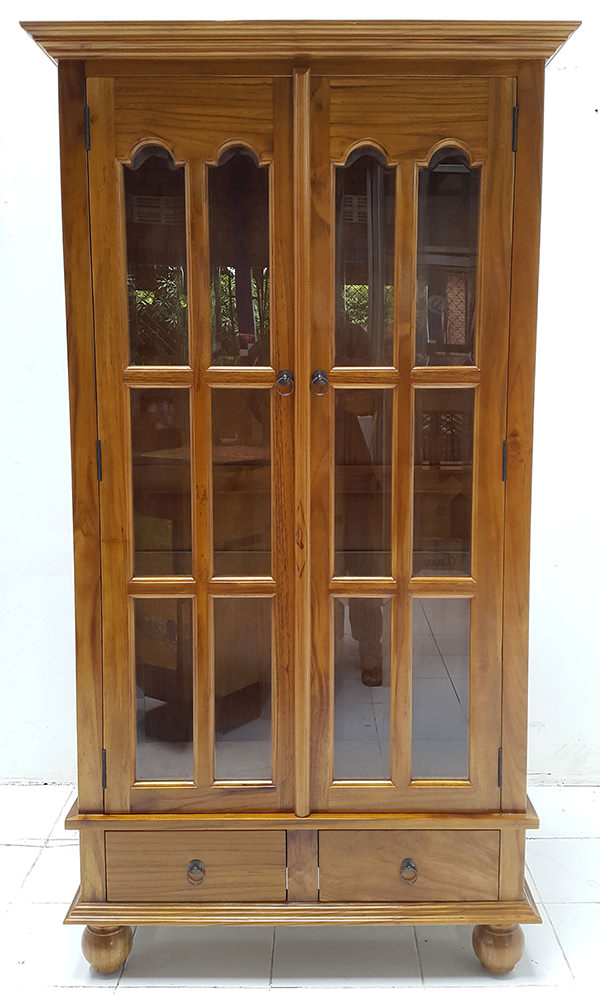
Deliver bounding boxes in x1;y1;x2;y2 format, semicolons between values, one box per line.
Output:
87;66;515;817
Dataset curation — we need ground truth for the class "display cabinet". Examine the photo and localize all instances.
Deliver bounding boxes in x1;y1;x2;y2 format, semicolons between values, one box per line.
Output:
23;19;579;977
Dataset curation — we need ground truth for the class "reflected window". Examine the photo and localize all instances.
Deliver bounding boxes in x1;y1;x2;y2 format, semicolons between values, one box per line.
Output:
124;146;188;366
209;147;270;366
335;147;395;367
416;147;480;367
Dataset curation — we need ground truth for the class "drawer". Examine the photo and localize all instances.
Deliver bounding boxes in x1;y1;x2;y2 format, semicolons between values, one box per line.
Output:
106;831;286;902
319;830;499;902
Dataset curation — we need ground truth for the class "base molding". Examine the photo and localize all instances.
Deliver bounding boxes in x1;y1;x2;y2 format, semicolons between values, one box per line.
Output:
65;881;541;927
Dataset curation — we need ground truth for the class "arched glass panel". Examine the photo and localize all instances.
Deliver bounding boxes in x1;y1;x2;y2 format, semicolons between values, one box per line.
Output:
416;147;480;367
209;147;270;366
124;146;188;366
335;147;395;367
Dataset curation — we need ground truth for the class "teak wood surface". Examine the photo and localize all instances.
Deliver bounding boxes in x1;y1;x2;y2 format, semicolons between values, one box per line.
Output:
21;20;577;938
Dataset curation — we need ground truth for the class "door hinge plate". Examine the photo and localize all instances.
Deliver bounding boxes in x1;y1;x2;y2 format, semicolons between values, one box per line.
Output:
84;104;91;151
96;440;102;482
502;440;508;482
512;105;518;152
498;747;503;788
102;748;107;789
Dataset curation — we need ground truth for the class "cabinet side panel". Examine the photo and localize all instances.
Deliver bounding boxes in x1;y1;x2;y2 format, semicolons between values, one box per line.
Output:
58;61;103;813
502;61;545;812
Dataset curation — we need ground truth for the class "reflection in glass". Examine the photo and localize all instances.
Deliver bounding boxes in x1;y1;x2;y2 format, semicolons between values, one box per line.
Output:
209;147;270;366
413;389;474;577
124;146;188;366
131;389;192;576
335;390;392;576
412;598;470;779
334;597;391;780
416;147;480;367
135;598;193;781
214;598;272;781
335;148;395;367
212;389;271;576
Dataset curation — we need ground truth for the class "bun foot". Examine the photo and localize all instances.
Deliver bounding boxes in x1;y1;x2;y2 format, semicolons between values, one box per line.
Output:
472;923;524;975
82;924;133;975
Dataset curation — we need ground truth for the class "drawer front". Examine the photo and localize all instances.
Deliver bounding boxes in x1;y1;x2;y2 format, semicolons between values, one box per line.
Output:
106;831;286;902
319;830;499;902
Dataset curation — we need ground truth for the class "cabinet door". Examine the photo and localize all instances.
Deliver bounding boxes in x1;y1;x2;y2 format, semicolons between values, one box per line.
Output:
309;75;515;811
87;76;295;812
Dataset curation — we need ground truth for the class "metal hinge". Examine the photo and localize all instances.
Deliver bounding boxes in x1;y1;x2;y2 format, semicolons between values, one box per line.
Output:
96;440;102;482
502;440;508;482
512;105;518;152
84;104;91;151
497;748;503;788
102;749;107;790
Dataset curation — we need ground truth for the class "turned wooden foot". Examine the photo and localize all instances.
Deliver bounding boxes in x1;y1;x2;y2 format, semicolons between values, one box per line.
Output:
81;925;133;975
472;923;524;975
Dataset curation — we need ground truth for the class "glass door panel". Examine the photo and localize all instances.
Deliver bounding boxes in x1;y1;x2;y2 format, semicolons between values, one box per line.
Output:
90;74;294;813
310;75;513;812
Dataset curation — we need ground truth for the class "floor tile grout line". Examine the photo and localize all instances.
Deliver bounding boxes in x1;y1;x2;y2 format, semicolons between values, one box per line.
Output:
413;925;425;987
269;925;276;987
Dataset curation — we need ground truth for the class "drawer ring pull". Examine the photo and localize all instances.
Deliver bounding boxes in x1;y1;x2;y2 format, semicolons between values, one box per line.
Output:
186;859;205;886
400;857;418;885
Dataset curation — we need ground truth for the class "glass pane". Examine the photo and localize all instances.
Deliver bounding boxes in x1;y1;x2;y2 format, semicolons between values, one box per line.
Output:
214;598;272;781
135;598;193;781
413;389;474;577
212;389;271;576
416;148;480;367
124;146;188;366
335;390;392;576
335;148;395;367
412;598;470;779
334;597;391;780
209;147;270;366
131;389;192;576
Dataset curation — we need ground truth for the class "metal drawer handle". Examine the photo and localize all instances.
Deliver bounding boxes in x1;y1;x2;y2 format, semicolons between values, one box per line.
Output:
400;857;418;885
310;369;329;396
275;369;295;396
186;859;205;886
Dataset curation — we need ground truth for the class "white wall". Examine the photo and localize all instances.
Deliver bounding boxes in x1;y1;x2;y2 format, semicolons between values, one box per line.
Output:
0;0;598;785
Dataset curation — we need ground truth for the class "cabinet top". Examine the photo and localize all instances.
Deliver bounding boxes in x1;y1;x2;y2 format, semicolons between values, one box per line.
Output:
22;20;579;65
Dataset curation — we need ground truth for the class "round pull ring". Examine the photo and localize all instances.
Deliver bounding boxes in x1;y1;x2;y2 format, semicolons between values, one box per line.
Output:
310;369;329;396
400;857;418;885
186;859;205;886
275;369;295;396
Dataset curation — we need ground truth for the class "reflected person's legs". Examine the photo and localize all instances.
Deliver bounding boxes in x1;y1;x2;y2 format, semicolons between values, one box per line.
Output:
349;598;383;686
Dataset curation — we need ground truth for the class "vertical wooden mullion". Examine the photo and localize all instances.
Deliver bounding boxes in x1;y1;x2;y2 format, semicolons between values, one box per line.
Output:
502;62;545;812
191;157;212;789
393;159;417;791
273;78;295;810
58;62;103;813
469;75;515;806
294;68;313;817
87;76;131;812
308;74;333;812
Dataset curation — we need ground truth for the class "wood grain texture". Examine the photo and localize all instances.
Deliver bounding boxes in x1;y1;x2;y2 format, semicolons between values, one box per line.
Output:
22;21;580;63
287;829;318;902
66;881;542;926
58;62;103;814
319;830;499;902
499;829;526;901
79;827;106;902
330;77;490;163
105;830;286;901
293;68;312;818
501;61;545;813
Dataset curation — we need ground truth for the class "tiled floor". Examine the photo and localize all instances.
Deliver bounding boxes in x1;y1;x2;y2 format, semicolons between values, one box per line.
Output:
1;783;598;992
